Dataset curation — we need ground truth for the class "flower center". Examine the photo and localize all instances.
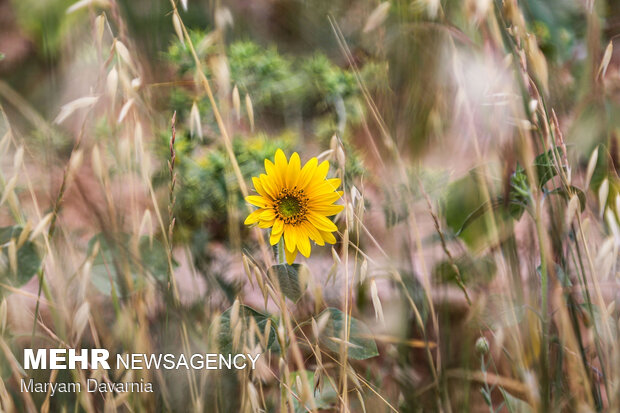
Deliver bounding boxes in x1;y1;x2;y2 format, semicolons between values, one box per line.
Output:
279;197;301;216
274;188;309;225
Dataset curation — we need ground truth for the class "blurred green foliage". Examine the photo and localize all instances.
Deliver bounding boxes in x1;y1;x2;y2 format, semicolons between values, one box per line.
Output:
10;0;76;56
166;34;379;135
0;226;41;291
522;0;583;60
318;307;379;360
216;305;280;354
154;132;292;243
432;255;496;286
162;34;373;254
86;233;169;297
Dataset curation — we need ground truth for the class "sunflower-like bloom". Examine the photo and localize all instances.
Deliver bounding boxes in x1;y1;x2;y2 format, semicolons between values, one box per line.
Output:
244;149;344;264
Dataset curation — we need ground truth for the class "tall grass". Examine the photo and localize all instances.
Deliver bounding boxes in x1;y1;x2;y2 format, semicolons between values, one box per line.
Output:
0;0;619;412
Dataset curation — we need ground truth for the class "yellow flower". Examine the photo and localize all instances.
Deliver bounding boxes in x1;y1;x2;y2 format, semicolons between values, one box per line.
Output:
244;149;344;264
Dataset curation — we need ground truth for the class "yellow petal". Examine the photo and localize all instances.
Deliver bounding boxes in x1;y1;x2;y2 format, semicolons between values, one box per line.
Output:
296;231;311;257
286;152;301;187
297;157;318;190
308;192;342;205
275;149;287;167
244;209;264;225
301;221;324;245
258;219;274;229
307;211;337;232
260;209;276;220
309;160;329;185
272;219;284;235
265;159;282;188
319;229;337;244
325;178;341;190
270;229;283;245
260;174;278;198
252;177;271;200
310;205;344;216
285;247;297;265
283;225;297;252
246;195;269;208
274;149;288;187
306;178;341;197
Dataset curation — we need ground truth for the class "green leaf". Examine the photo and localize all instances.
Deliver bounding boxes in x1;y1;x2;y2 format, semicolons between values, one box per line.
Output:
318;308;379;360
270;263;307;302
532;146;565;188
454;197;527;237
0;226;42;287
508;168;530;219
400;271;429;326
588;143;612;191
453;147;570;238
505;146;567;219
547;186;586;212
87;233;169;296
216;305;280;354
442;170;512;249
433;254;497;286
289;370;338;412
455;200;496;237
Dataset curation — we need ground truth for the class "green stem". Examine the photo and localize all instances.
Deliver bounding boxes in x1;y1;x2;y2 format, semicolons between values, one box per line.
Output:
277;237;285;265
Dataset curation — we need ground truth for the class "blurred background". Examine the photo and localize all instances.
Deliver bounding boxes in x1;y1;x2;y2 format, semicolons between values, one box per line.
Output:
1;0;620;411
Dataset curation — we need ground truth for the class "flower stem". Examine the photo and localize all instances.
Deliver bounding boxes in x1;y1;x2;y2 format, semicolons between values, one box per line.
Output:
277;237;285;265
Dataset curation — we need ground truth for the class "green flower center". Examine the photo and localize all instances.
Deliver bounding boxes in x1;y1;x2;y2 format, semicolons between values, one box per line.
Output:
279;196;301;217
274;188;309;225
